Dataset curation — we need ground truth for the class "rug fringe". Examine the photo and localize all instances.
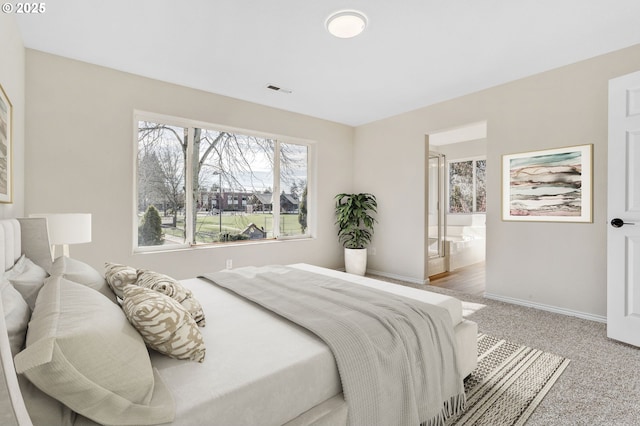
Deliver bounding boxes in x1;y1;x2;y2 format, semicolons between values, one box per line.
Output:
421;393;467;426
447;334;570;426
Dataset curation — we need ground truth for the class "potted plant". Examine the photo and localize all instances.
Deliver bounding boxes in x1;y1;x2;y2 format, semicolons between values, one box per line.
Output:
334;193;377;275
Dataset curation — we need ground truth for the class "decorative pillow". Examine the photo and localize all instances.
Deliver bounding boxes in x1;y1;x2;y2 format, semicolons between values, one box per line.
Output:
122;284;206;363
4;255;49;310
136;269;206;327
14;276;175;425
104;262;138;299
51;257;116;303
0;278;30;356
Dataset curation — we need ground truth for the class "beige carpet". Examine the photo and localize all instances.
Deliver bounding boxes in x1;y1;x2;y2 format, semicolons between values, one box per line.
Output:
447;334;570;426
371;273;640;424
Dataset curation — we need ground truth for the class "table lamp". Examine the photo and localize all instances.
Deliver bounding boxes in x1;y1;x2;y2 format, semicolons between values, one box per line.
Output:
29;213;92;258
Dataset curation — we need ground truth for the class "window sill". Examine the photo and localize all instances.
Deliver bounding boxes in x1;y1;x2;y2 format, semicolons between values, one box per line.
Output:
133;235;314;255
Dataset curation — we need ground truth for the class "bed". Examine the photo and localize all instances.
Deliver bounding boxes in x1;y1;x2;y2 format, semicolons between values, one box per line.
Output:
0;218;477;426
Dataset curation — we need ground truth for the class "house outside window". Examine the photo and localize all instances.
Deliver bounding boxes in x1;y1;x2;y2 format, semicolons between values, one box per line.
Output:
135;112;312;251
449;158;486;213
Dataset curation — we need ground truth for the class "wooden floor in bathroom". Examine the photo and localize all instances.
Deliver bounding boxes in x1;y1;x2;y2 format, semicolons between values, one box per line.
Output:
428;261;485;296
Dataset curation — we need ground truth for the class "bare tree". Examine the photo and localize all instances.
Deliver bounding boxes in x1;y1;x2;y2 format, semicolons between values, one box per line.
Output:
157;144;185;227
138;121;305;243
138;123;186;230
137;150;164;212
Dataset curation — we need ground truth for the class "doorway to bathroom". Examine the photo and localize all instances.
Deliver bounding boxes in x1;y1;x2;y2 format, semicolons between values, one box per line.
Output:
427;152;447;274
426;121;487;282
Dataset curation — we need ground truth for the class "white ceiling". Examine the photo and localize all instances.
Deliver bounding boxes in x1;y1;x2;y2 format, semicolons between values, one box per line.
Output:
15;0;640;126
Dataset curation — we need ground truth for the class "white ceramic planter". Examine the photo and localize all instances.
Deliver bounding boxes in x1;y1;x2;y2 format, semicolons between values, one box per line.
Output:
344;248;367;276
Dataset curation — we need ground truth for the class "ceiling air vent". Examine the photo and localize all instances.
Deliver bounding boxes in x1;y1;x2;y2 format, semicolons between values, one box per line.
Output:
266;84;292;94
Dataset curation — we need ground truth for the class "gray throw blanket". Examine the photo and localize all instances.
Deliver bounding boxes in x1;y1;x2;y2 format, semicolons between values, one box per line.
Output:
201;266;465;426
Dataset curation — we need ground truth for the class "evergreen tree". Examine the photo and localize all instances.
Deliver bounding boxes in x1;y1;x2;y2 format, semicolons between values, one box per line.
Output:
298;185;308;233
139;205;164;245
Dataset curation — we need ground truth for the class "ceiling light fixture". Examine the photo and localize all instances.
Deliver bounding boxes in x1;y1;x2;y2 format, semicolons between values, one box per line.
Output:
326;10;368;39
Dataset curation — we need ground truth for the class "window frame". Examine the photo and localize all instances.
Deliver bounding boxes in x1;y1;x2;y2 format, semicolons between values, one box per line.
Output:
132;110;315;253
447;156;486;214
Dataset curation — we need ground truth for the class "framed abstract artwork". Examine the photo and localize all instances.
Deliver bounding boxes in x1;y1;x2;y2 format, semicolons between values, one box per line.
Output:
502;144;592;222
0;84;12;204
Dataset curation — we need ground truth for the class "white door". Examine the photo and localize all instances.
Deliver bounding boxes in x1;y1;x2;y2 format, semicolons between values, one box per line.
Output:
607;70;640;347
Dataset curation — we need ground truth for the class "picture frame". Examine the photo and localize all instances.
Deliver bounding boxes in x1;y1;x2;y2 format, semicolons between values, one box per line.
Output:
0;84;12;204
502;144;592;222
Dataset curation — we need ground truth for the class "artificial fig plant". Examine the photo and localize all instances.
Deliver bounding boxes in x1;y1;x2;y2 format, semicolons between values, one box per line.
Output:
334;193;378;249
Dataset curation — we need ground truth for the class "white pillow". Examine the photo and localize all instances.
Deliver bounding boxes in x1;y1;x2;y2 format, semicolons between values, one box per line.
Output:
0;278;30;356
18;376;74;426
4;255;48;310
14;276;175;425
51;256;116;303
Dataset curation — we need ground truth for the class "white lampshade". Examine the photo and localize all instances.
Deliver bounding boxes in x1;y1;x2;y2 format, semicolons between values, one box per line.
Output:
29;213;92;257
326;10;368;39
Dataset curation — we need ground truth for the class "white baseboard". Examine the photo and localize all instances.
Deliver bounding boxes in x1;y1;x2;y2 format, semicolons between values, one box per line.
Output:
366;269;429;286
484;293;607;323
360;270;606;323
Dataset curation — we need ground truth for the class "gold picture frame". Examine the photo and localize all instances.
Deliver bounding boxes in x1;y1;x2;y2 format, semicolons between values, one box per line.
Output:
502;144;593;222
0;84;12;204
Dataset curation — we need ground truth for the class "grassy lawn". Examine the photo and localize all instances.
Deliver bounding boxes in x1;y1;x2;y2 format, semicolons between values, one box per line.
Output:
159;212;304;243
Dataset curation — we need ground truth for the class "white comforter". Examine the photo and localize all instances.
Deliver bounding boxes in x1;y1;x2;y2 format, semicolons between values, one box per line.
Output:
149;276;342;426
75;264;468;426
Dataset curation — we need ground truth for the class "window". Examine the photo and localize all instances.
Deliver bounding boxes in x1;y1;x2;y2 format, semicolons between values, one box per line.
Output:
135;113;312;250
448;158;486;213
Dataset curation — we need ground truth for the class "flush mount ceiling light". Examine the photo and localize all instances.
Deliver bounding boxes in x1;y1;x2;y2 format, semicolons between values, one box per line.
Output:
326;10;368;39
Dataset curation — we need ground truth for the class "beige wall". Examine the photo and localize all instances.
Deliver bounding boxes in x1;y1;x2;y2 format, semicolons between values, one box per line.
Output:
355;43;640;319
432;139;487;161
0;14;25;218
21;39;640;318
25;50;353;278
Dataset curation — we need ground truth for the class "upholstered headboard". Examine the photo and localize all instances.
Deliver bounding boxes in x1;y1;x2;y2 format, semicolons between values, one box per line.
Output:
0;220;21;274
0;218;52;274
0;218;52;426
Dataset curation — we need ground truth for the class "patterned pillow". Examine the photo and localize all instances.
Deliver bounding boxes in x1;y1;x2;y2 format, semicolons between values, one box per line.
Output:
104;263;138;299
136;270;206;327
122;285;206;363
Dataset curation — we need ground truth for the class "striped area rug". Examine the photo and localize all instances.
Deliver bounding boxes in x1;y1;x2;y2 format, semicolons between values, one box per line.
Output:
447;333;570;426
